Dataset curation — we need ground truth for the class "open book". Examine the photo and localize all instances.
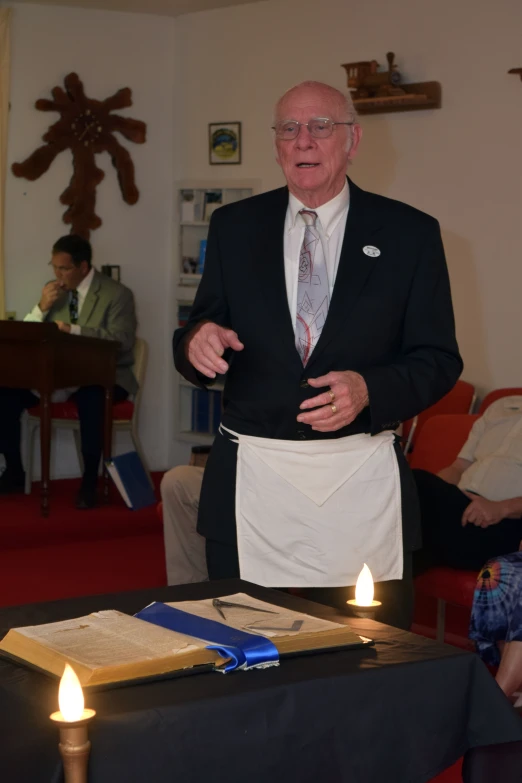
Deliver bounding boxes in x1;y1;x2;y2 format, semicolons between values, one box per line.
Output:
0;593;371;688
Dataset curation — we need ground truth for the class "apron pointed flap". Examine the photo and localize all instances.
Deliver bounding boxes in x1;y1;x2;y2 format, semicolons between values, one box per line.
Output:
242;436;386;506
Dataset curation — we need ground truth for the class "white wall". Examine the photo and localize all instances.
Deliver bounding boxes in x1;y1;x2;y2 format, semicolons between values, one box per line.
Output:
175;0;522;397
4;2;177;476
4;0;521;476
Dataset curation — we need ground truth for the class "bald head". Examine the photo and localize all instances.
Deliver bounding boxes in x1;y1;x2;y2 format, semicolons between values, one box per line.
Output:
274;81;357;125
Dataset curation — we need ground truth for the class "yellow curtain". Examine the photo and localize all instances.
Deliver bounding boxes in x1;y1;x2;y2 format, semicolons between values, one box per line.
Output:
0;8;11;320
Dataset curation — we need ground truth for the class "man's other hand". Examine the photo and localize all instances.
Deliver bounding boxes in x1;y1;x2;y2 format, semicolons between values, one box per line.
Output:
461;493;506;528
55;320;71;334
297;371;369;432
39;281;64;312
187;321;244;378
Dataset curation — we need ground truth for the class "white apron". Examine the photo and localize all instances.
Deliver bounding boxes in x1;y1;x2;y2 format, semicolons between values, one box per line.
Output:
220;426;403;588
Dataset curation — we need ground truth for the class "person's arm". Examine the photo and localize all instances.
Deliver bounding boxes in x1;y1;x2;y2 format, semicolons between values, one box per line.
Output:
358;220;463;434
23;305;45;323
23;281;65;322
437;457;473;485
501;497;522;519
79;286;137;353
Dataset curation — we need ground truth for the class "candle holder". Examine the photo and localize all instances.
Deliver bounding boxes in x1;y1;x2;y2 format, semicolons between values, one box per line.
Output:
50;709;96;783
346;599;382;620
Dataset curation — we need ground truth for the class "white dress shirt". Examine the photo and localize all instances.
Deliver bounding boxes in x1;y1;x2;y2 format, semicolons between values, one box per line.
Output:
24;267;95;336
283;181;350;332
458;396;522;501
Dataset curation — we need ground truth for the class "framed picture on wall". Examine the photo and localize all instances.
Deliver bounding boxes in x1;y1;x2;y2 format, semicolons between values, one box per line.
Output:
208;121;241;165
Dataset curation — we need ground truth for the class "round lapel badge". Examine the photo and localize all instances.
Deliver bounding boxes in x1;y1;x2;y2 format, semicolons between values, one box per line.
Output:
363;245;381;257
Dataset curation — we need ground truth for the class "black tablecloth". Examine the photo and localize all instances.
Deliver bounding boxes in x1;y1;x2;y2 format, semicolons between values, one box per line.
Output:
0;580;521;783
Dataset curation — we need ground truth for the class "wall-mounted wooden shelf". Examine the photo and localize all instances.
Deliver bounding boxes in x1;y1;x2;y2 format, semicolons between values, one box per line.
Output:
354;81;442;115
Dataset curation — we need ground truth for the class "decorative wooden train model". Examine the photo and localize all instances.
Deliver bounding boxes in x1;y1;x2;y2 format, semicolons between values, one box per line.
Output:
341;52;441;115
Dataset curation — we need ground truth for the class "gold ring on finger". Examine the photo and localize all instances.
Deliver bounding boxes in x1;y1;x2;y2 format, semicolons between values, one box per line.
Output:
330;404;337;414
329;390;335;402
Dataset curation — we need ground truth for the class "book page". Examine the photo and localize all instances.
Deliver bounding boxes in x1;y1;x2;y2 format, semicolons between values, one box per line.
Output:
13;610;207;669
167;593;348;637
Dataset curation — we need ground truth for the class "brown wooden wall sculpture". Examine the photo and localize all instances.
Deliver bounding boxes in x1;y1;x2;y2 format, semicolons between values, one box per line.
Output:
12;72;147;238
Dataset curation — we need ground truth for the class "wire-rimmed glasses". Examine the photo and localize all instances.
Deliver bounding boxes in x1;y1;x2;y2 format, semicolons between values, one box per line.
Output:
272;117;354;140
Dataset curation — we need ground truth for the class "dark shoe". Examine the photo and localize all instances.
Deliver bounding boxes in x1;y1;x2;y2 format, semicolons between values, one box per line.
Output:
0;469;25;495
75;485;98;510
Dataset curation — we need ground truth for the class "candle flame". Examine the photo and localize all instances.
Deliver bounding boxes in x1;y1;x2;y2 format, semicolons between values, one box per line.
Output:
58;663;84;722
355;563;374;606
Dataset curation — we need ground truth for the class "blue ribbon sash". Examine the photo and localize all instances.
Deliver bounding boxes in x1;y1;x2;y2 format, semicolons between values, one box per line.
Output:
135;602;280;673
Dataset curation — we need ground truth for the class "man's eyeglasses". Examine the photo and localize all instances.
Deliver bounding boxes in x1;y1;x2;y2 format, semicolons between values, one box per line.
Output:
272;118;354;140
49;262;76;272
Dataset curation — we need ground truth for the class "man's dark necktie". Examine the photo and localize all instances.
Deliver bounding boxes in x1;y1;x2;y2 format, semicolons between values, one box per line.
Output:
69;290;79;324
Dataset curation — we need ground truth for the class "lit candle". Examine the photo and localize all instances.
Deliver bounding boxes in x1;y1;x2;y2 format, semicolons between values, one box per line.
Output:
346;563;382;618
50;664;96;783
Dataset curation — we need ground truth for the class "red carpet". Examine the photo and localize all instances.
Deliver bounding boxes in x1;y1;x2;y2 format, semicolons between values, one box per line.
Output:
0;475;465;780
0;473;166;607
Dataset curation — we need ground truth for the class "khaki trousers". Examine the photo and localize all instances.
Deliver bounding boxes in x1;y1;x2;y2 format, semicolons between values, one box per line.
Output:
160;466;208;585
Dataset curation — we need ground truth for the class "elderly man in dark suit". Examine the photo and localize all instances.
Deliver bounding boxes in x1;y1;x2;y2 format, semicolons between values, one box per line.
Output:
0;234;137;509
173;81;462;629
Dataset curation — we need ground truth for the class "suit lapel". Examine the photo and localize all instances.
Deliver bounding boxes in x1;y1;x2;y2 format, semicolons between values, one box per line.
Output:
250;188;302;368
307;179;383;370
78;270;102;326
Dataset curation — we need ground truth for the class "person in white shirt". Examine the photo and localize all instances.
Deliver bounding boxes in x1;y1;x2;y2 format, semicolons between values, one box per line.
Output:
413;395;522;571
0;234;137;509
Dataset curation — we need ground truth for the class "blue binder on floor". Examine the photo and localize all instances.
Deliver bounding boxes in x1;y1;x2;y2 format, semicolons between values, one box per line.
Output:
105;451;156;510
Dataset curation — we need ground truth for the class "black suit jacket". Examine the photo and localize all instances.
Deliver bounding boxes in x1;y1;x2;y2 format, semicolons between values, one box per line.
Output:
173;179;463;546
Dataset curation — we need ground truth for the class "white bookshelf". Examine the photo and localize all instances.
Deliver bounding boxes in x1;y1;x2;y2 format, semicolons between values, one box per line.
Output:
174;179;261;446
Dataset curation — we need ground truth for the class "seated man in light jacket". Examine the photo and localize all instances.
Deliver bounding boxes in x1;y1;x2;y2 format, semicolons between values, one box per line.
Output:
0;234;138;509
413;395;522;572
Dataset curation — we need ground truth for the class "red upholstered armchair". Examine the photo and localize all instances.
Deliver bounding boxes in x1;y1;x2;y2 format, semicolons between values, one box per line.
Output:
402;379;476;458
23;337;152;493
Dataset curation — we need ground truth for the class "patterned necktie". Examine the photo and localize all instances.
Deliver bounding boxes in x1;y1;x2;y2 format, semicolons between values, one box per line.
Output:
69;289;79;324
295;209;330;365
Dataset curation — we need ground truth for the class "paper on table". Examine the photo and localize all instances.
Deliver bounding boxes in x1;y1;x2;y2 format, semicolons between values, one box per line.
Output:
168;593;347;637
14;610;206;669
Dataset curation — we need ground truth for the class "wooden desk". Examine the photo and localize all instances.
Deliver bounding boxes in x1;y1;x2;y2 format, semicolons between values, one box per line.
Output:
0;321;118;516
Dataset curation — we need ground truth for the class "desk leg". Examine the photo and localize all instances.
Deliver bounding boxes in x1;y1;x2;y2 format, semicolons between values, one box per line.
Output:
103;387;112;502
40;392;51;517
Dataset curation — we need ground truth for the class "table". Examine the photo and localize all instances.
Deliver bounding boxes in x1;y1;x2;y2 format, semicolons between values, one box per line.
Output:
0;580;521;783
0;321;118;515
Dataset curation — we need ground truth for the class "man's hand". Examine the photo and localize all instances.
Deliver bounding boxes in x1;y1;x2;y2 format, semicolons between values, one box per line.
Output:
187;321;244;378
39;281;65;312
461;493;507;528
297;371;369;432
55;320;71;334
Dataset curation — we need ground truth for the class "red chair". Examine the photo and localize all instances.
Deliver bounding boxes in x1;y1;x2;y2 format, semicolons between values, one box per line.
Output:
402;379;476;457
478;387;522;415
411;413;479;643
23;337;152;492
409;413;479;474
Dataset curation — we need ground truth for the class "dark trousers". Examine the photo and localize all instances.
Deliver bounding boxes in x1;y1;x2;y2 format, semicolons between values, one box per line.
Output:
412;469;522;573
206;538;414;631
0;385;128;482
